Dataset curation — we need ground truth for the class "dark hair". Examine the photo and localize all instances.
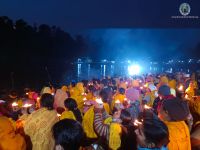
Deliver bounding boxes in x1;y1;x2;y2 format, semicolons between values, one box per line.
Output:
119;88;125;95
52;119;84;150
143;119;169;147
99;90;108;103
120;110;137;150
120;109;132;126
64;98;82;123
71;81;76;87
40;93;54;110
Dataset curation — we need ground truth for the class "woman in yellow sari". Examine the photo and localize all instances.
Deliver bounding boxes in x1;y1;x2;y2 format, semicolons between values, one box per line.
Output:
158;97;191;150
0;116;26;150
60;98;82;123
24;93;58;150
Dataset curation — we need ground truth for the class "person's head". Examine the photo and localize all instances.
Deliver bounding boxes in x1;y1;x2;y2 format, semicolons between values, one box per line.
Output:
40;93;54;110
158;98;189;121
64;98;77;111
99;90;108;103
135;118;169;148
52;119;84;150
64;98;82;123
158;85;171;99
88;85;96;94
71;81;76;87
119;88;125;95
120;109;132;125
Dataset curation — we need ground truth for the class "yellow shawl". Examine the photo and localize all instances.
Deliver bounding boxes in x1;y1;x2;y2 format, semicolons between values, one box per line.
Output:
60;110;76;121
24;108;58;150
0;116;26;150
165;121;191;150
109;123;122;150
82;106;112;139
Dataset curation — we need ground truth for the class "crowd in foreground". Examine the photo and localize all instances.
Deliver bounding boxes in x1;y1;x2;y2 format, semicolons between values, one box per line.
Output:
0;72;200;150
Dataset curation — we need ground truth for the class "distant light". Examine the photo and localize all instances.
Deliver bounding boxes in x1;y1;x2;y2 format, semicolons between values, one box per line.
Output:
128;65;141;75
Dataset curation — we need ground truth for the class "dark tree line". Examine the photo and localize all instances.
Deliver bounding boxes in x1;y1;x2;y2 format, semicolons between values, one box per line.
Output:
0;16;88;89
0;16;88;64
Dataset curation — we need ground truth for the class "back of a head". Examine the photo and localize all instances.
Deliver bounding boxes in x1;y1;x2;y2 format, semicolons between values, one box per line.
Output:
120;109;132;125
143;118;169;147
119;88;125;95
64;98;82;123
99;90;108;103
52;119;84;150
158;85;171;96
120;109;137;150
64;98;77;111
162;98;189;121
40;93;54;110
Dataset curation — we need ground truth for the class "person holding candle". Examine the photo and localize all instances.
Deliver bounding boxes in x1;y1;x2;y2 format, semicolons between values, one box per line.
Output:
93;102;137;150
111;88;126;111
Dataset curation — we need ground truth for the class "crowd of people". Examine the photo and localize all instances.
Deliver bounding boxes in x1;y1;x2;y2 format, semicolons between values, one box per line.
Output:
0;72;200;150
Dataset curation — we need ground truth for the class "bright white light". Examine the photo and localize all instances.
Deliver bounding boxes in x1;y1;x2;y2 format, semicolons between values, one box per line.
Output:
128;65;141;75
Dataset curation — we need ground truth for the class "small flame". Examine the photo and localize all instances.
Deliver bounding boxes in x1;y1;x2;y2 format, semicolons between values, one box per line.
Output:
124;98;127;101
83;97;87;101
26;92;29;95
57;113;61;117
134;119;142;126
140;86;143;90
144;104;151;109
37;97;40;101
96;98;103;104
115;100;120;104
185;94;189;99
178;85;183;91
51;93;55;96
23;104;32;108
12;102;18;107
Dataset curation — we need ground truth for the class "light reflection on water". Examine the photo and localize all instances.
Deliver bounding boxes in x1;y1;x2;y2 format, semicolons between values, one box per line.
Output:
74;63;191;81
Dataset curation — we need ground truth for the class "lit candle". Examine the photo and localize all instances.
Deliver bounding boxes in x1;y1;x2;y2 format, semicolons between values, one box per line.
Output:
144;104;151;109
115;100;120;104
22;104;32;108
134;119;142;126
57;113;61;117
185;94;189;99
12;102;18;107
96;98;103;104
26;92;29;95
178;85;184;91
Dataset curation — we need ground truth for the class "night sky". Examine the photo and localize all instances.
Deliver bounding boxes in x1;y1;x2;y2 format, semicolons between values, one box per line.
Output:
0;0;200;32
0;0;200;89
